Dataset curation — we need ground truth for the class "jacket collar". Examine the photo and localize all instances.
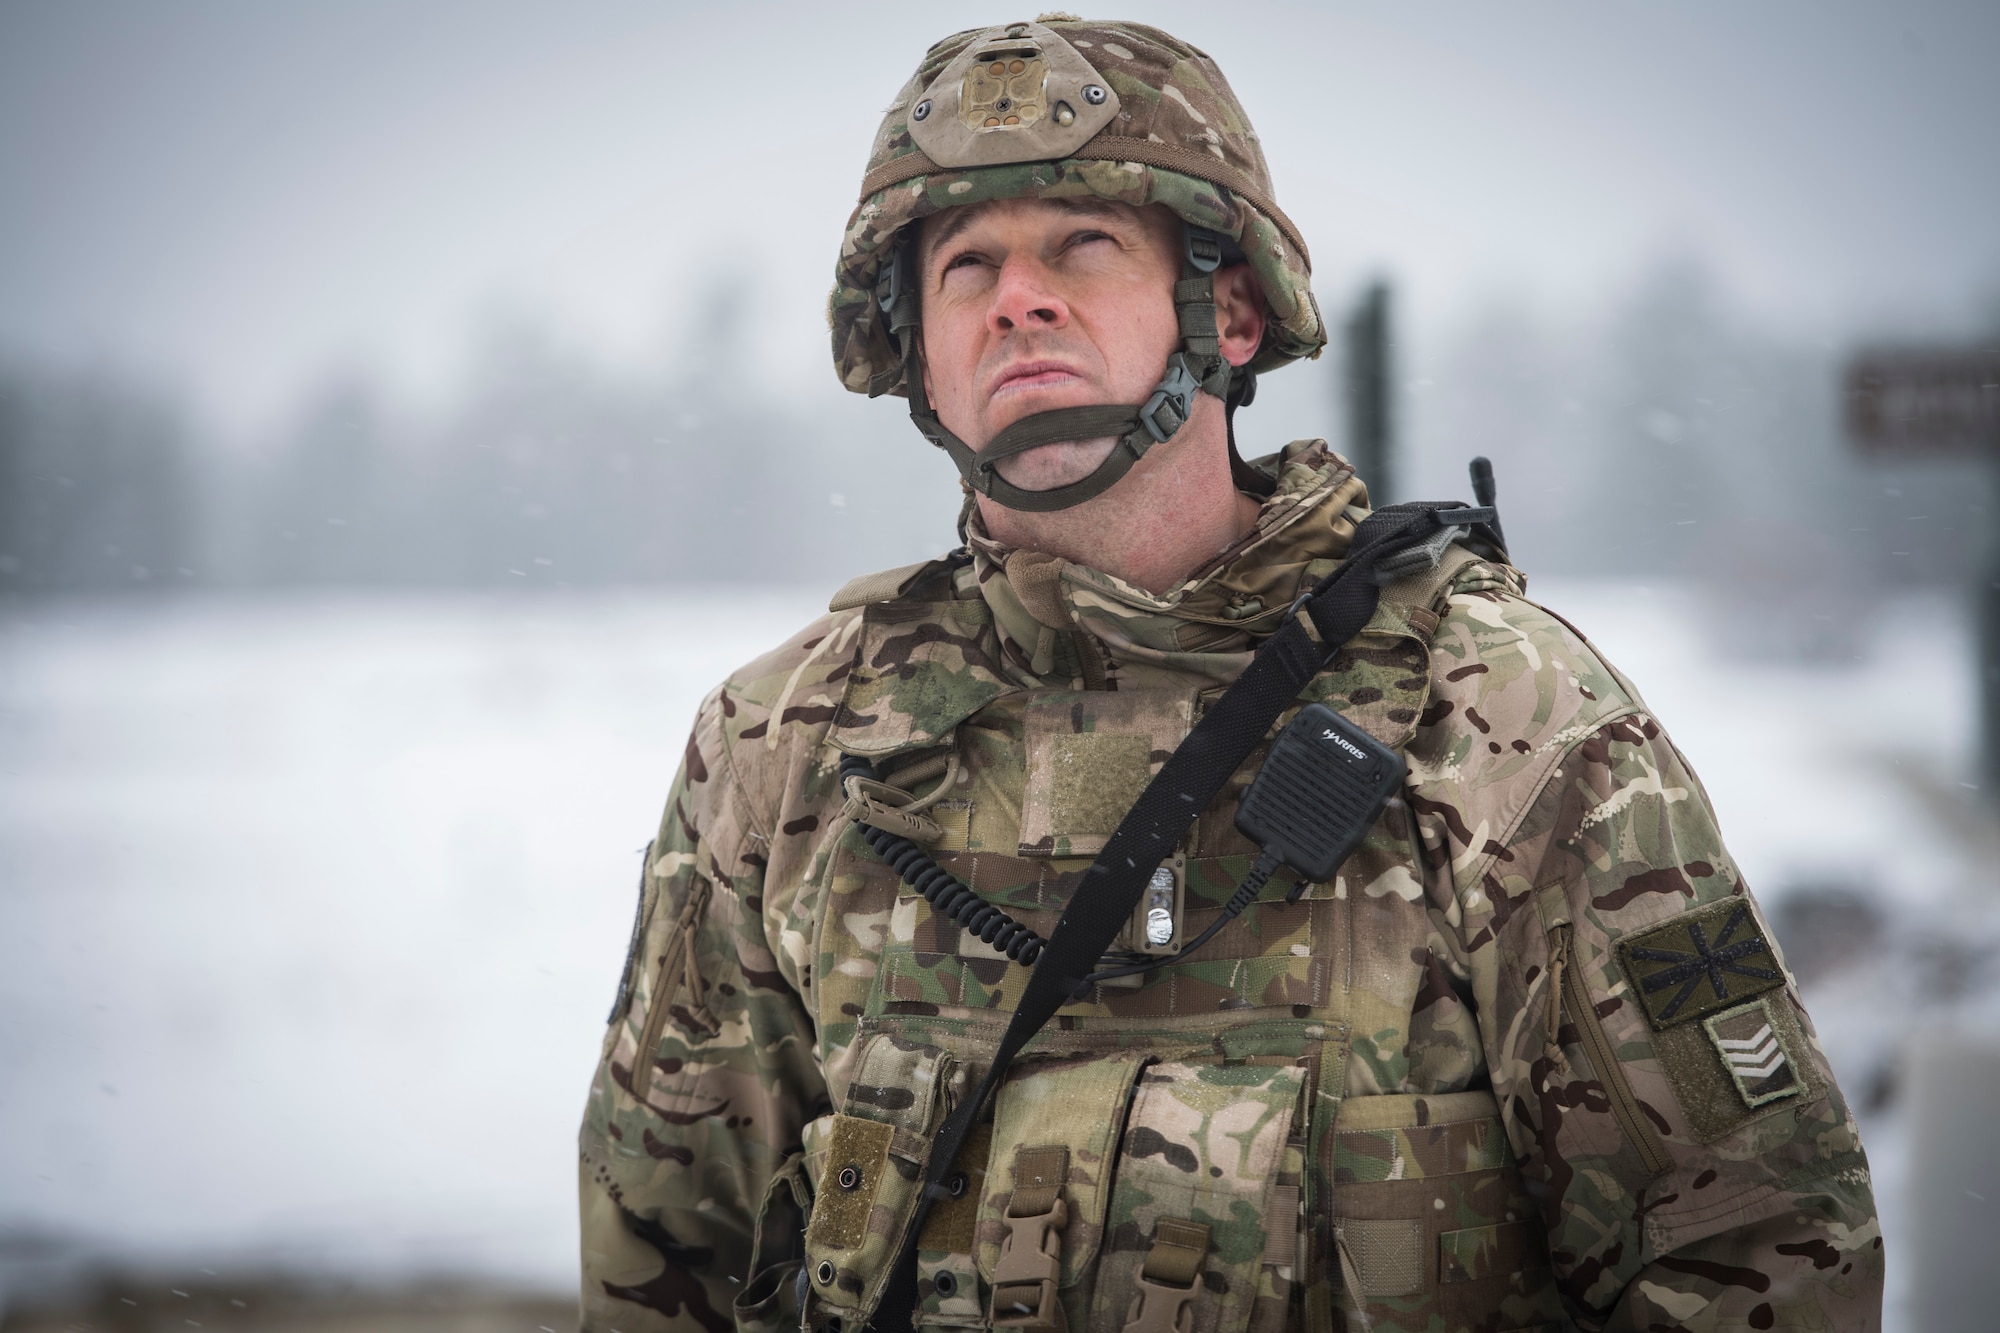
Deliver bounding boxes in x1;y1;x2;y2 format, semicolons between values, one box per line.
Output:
962;441;1368;689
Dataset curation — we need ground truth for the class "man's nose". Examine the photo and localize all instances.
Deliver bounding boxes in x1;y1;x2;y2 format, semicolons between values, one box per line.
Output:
987;255;1068;335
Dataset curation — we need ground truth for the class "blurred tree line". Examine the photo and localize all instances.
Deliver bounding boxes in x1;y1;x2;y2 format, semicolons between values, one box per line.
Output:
0;363;201;592
2;259;1991;610
0;291;961;595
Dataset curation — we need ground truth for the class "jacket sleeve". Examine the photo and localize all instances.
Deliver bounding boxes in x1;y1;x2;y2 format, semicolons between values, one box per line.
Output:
577;684;827;1332
1469;712;1883;1332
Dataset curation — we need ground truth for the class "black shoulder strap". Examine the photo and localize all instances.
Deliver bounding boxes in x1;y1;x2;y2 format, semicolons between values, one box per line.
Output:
864;500;1493;1330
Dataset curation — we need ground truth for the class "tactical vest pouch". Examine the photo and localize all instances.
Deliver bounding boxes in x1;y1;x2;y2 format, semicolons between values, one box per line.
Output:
1088;1060;1306;1333
1329;1090;1563;1333
801;1034;960;1326
972;1051;1150;1302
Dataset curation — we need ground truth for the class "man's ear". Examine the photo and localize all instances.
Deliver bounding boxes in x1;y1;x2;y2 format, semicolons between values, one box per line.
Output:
1212;262;1268;368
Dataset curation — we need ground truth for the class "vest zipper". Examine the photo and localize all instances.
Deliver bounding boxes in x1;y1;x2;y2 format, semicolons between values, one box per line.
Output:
635;877;718;1073
1548;921;1673;1177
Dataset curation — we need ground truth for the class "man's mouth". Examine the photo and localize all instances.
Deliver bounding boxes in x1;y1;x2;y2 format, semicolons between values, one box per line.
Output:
989;360;1086;398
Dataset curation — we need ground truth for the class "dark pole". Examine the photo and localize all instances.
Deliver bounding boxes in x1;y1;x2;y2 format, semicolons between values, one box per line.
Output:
1983;451;2000;802
1343;281;1393;506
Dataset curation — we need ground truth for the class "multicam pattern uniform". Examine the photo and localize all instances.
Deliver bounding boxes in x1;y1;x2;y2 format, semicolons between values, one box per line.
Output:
579;444;1882;1332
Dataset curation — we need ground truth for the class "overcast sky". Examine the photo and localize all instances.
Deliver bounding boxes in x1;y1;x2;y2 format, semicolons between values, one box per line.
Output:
3;0;1996;434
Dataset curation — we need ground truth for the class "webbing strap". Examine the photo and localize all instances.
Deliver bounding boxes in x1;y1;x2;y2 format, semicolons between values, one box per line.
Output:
1141;1218;1211;1287
865;501;1473;1330
966;404;1144;467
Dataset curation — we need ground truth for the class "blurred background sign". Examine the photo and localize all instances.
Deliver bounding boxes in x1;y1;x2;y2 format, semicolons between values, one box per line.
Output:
1844;342;2000;798
1845;346;2000;458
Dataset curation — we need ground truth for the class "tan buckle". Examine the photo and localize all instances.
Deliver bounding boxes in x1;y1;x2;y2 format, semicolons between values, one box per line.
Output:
991;1196;1067;1330
1121;1270;1203;1333
990;1145;1070;1332
1120;1217;1210;1333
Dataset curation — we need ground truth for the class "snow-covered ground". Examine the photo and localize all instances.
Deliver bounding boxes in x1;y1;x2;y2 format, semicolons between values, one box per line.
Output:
1;582;1993;1326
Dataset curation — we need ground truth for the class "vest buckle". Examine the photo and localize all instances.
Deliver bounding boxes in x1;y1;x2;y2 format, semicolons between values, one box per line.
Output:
990;1145;1070;1332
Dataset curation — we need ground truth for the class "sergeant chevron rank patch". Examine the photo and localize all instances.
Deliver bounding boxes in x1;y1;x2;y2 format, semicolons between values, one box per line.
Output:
1703;997;1803;1108
1618;898;1786;1029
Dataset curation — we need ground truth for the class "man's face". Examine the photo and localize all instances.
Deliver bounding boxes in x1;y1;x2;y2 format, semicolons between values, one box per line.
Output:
917;197;1184;493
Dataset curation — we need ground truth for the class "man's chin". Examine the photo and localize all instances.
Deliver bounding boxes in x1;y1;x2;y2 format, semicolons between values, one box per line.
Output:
988;436;1122;493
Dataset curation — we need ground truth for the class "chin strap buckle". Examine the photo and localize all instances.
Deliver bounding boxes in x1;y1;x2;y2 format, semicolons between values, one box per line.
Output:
1137;354;1205;444
876;234;920;354
1184;227;1224;274
875;234;904;314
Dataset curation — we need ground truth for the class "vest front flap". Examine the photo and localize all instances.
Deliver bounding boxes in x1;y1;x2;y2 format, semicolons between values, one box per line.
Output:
830;599;1017;757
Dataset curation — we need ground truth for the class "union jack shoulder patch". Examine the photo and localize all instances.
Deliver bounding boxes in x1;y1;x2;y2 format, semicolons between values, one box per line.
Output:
1703;996;1803;1109
1618;897;1787;1029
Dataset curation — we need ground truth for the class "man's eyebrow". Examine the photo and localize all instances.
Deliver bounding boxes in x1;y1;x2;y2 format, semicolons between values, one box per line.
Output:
921;198;1135;264
923;207;981;259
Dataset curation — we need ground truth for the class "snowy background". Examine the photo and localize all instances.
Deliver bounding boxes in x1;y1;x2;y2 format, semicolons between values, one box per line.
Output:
4;582;1994;1329
3;0;1999;1329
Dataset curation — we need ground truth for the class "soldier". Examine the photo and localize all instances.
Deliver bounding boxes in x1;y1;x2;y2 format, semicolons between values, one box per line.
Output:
579;16;1881;1332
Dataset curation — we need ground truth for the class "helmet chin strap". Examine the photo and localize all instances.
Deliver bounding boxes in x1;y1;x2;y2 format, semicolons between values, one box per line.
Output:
877;224;1254;514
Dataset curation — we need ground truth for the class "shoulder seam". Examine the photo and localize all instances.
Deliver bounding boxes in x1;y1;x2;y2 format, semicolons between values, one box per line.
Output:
707;684;771;860
1453;704;1641;903
715;611;866;842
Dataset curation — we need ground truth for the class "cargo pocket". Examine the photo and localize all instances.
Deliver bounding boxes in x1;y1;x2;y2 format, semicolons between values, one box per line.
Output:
1088;1060;1306;1333
1331;1090;1562;1333
801;1033;961;1327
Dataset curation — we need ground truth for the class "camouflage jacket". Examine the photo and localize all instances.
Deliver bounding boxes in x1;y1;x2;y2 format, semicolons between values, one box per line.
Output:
578;443;1882;1333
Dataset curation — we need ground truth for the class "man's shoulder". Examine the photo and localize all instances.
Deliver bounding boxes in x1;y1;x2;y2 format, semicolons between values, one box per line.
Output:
705;553;968;754
1418;562;1652;776
708;608;863;750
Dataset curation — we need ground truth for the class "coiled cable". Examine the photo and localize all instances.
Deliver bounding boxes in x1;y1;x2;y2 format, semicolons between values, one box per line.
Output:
839;753;1048;965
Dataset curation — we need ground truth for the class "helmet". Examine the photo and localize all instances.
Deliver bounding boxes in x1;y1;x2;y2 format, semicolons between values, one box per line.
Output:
829;15;1325;511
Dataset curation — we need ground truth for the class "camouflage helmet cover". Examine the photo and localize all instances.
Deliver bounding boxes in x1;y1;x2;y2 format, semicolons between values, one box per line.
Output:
831;16;1325;397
